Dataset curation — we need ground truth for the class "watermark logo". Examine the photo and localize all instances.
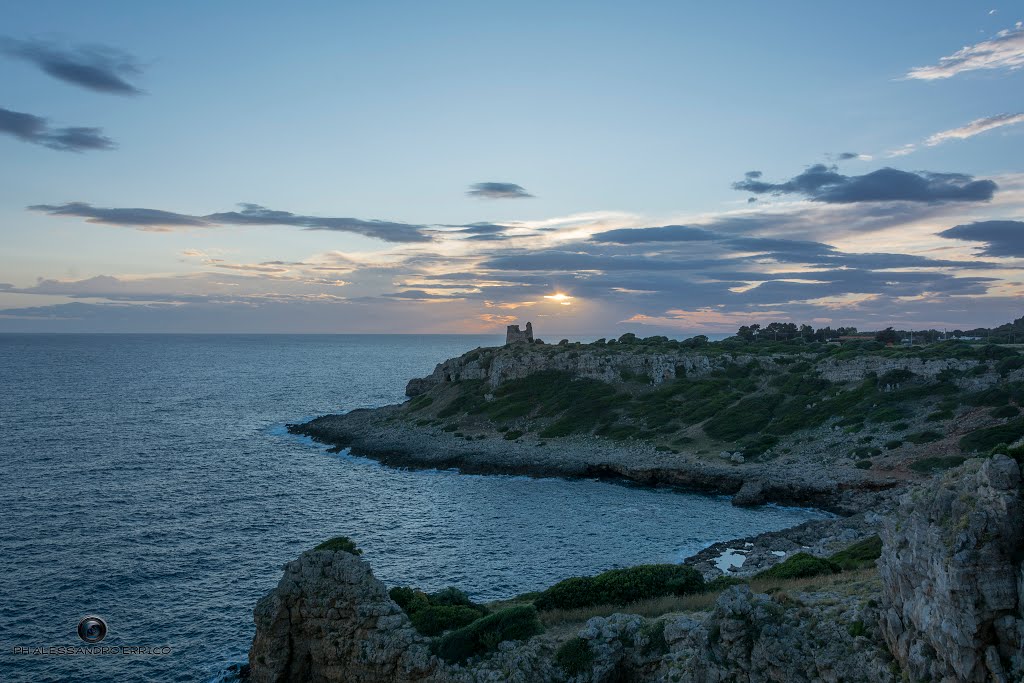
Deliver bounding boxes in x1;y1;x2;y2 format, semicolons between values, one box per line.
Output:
77;616;107;644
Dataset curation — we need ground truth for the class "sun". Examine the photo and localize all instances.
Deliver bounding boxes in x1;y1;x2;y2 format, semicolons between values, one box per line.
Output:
543;293;574;305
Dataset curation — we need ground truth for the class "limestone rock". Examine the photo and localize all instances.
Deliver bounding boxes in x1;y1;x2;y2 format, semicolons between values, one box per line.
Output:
732;480;766;507
878;455;1024;682
248;548;437;683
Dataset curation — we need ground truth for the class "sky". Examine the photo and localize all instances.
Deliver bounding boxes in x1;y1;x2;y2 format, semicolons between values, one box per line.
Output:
1;1;1023;336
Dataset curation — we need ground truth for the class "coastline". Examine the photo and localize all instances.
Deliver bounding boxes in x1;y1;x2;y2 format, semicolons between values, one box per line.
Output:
289;404;904;516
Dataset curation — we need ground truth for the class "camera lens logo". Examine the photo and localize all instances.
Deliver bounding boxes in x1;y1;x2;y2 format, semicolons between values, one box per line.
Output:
77;616;107;644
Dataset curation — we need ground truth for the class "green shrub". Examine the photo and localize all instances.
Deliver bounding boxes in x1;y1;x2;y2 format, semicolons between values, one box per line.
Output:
829;535;882;571
756;553;838;580
433;605;544;663
430;586;474;606
407;395;434;411
703;575;746;592
641;620;669;655
410;605;484;636
855;459;872;469
906;430;942;444
884;439;903;450
991;404;1020;419
996;356;1024;375
534;564;703;611
848;620;867;638
960;418;1024;453
503;430;524;440
704;396;775;440
910;456;967;473
555;637;593;676
314;536;362;555
389;586;430;613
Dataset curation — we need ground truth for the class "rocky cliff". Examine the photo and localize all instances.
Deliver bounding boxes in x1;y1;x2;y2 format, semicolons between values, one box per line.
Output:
249;547;894;683
405;343;996;397
879;454;1023;683
250;456;1024;682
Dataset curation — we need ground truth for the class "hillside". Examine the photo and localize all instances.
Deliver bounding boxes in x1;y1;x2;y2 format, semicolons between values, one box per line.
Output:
291;333;1024;512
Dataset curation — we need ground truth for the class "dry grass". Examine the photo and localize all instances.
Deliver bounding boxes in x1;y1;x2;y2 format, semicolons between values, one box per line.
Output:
525;568;880;629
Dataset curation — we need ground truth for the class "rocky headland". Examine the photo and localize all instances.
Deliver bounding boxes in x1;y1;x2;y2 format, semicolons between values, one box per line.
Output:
258;332;1024;681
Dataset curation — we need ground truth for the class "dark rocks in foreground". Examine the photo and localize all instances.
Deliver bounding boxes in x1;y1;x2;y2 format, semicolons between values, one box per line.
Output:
249;456;1024;682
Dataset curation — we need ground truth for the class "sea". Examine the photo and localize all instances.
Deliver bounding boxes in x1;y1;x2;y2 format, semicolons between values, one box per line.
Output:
0;334;827;682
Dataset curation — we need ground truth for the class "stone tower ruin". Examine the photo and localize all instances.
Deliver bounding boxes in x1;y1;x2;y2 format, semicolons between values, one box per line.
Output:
505;321;534;344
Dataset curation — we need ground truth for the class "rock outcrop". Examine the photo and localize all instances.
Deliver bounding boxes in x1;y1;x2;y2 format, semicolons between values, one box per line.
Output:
249;548;897;683
404;343;1001;396
248;548;436;683
879;455;1024;683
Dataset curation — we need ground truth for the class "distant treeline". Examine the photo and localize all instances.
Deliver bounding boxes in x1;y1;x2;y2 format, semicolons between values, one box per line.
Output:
732;315;1024;344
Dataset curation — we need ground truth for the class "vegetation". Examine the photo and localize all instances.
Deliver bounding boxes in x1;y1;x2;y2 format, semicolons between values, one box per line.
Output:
909;456;968;473
432;605;544;663
555;637;594;676
755;553;839;580
389;586;489;636
405;315;1024;470
534;564;704;611
829;535;882;571
314;536;362;555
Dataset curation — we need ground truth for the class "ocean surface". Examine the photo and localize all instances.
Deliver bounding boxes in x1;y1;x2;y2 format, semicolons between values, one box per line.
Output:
0;334;827;682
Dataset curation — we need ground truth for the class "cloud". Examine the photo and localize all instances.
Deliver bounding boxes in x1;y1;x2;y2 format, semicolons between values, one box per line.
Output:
906;23;1024;80
466;182;534;199
938;220;1024;256
28;202;433;242
0;106;115;152
733;164;997;203
925;112;1024;146
205;204;432;243
591;225;722;244
29;202;207;228
1;37;144;94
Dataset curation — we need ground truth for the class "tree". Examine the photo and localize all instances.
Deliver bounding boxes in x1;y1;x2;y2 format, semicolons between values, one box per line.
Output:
874;327;900;345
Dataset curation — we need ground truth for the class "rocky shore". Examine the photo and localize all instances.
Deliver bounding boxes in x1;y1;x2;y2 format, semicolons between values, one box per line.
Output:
248;456;1024;683
290;407;901;516
258;338;1024;681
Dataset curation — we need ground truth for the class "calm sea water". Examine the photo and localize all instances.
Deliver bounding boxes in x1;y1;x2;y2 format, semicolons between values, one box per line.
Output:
0;334;826;682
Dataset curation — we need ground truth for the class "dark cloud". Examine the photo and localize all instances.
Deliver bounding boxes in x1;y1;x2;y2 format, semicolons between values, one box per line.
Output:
205;204;432;243
1;38;144;94
0;107;115;152
381;290;465;300
733;164;997;204
28;202;433;242
466;182;533;199
481;251;725;272
938;220;1024;257
591;225;722;244
29;202;207;227
837;152;859;160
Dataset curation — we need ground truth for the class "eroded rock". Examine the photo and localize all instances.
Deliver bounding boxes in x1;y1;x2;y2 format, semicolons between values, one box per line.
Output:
879;455;1024;683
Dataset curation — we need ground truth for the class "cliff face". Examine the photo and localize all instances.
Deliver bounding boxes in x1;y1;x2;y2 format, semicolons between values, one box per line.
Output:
248;549;436;683
879;454;1024;683
406;344;993;396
